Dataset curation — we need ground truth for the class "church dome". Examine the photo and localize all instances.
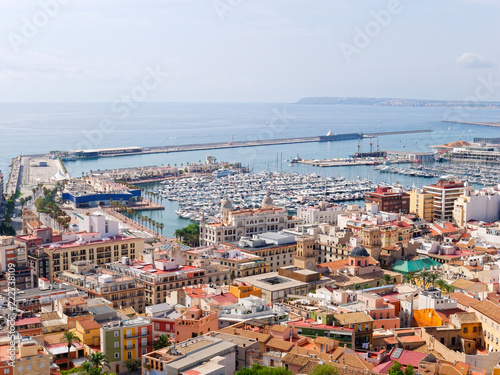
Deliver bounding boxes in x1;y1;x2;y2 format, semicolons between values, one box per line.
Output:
262;193;273;207
221;197;232;210
349;246;369;257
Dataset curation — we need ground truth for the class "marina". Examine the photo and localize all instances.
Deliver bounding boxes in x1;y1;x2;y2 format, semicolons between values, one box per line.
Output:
155;171;384;222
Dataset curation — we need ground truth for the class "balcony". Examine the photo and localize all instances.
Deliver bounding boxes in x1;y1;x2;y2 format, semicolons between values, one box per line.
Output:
140;341;150;348
125;331;150;339
125;344;135;350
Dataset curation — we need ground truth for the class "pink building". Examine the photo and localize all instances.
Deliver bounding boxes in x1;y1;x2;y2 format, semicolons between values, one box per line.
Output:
338;292;400;330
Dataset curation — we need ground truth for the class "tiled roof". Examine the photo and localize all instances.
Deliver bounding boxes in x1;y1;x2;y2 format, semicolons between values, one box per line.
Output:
389;348;427;367
470;300;500;324
270;324;288;333
334;311;373;324
282;353;310;367
266;338;294;352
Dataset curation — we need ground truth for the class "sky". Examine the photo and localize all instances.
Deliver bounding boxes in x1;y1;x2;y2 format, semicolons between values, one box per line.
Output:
0;0;499;103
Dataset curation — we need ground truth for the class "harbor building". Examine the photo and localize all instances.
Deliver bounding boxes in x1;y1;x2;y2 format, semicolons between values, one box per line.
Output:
424;179;465;222
62;180;141;208
199;194;301;246
453;185;500;227
365;187;410;214
409;188;434;222
296;202;344;225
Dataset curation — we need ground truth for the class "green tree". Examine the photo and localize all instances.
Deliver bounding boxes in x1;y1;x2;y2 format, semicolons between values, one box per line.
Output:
383;273;392;285
83;352;110;372
60;331;82;369
235;363;293;375
388;361;404;375
405;364;415;375
310;364;339;375
153;334;171;350
125;358;141;373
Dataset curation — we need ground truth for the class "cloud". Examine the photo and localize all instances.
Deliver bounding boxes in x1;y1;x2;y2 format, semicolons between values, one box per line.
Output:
456;52;496;69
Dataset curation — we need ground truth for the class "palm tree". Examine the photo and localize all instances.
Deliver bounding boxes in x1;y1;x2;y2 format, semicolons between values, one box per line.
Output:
383;274;392;285
428;272;439;289
417;271;430;290
153;334;171;350
83;352;110;372
60;331;81;369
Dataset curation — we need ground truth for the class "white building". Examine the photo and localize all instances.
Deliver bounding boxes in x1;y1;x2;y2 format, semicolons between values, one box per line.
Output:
218;296;288;328
418;287;457;310
297;202;344;225
200;194;301;246
74;212;119;237
424;179;465;222
453;185;500;227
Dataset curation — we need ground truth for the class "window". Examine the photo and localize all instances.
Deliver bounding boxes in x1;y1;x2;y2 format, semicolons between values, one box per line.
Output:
473;327;477;333
115;353;120;359
4;369;10;374
114;331;119;337
142;348;147;355
127;351;132;360
17;368;22;372
114;342;119;348
40;363;45;368
26;366;32;371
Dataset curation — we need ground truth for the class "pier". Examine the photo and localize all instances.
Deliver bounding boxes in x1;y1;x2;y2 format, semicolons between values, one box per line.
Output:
68;129;433;160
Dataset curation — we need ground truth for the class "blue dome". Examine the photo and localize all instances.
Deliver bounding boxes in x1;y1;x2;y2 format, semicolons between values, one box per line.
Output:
349;246;369;257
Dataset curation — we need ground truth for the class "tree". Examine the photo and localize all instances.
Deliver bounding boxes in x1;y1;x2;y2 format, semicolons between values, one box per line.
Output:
310;364;339;375
235;363;293;375
428;272;439;288
383;273;392;285
388;361;404;375
404;364;415;375
125;358;141;373
153;334;171;350
60;331;82;369
83;352;110;372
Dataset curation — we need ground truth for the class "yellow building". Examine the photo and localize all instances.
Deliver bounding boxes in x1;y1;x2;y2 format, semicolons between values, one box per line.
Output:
380;225;398;247
413;308;446;327
74;319;101;351
470;300;500;352
409;189;434;222
230;284;262;299
449;313;481;349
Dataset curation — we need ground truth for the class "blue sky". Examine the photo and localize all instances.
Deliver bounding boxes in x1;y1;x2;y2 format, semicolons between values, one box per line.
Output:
0;0;499;102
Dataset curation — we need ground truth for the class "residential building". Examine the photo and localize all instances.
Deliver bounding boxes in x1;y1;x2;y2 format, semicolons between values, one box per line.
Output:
226;232;297;272
218;296;288;328
0;236;32;289
470;300;500;352
174;307;218;342
334;311;374;350
39;230;143;282
409;188;434;222
100;315;153;374
54;260;146;313
145;303;182;339
297;202;344;225
424;179;465;222
453;186;500;227
200;194;301;246
0;334;51;375
365;187;410;214
142;335;237;375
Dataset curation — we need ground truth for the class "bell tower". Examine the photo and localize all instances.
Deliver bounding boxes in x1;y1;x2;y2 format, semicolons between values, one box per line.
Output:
294;236;316;270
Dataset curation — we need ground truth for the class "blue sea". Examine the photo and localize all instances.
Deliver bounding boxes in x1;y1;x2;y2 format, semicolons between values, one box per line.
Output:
1;102;500;235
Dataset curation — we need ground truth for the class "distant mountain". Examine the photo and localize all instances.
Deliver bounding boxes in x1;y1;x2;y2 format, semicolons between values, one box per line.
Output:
296;96;500;108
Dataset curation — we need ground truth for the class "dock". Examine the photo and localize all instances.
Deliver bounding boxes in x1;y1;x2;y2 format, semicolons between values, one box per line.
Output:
67;129;433;160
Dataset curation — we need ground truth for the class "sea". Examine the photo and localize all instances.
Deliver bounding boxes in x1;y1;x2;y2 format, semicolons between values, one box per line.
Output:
1;102;500;236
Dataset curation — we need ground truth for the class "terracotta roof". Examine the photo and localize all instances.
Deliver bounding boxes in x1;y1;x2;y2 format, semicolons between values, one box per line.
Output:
78;320;100;330
451;279;476;290
282;353;310;367
270;324;289;333
451;312;480;324
450;292;478;308
339;353;374;371
266;338;294;352
389;348;427;367
314;336;336;346
298;359;322;374
334;311;373;325
470;300;500;324
219;327;271;343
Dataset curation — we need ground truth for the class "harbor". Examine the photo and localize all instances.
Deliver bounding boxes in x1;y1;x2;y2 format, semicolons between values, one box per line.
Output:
61;129;433;160
155;171;383;222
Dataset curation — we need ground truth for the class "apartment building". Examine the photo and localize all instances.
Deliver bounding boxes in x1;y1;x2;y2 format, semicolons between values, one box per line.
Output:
0;235;32;289
470;300;500;352
297;202;344;225
409;188;434;222
334;312;374;350
0;334;51;375
174;307;219;342
453;186;500;227
54;260;146;313
100;316;153;374
225;232;298;272
424;179;465;222
106;257;218;306
40;230;143;281
365;187;410;214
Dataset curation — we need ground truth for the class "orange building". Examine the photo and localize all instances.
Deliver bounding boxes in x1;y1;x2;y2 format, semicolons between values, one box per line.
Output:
230;283;262;299
174;307;219;342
